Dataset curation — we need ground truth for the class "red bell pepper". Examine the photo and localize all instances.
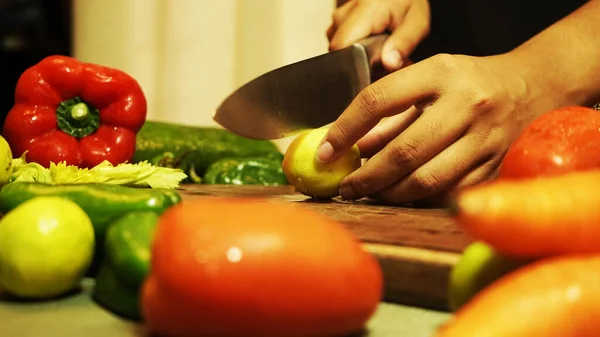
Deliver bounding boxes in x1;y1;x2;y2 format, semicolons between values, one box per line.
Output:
2;55;147;168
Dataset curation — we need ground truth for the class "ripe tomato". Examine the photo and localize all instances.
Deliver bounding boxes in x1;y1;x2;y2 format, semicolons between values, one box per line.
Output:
499;106;600;179
141;198;383;337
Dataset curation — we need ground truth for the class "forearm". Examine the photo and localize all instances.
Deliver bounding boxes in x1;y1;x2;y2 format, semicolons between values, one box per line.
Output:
510;0;600;107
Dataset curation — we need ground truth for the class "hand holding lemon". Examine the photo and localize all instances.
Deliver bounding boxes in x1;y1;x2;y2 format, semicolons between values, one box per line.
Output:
282;127;361;199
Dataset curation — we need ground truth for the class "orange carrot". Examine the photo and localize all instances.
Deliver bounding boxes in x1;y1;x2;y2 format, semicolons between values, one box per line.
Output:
453;170;600;258
436;255;600;337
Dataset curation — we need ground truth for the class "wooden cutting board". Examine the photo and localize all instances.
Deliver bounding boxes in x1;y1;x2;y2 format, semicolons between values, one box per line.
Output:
177;184;473;311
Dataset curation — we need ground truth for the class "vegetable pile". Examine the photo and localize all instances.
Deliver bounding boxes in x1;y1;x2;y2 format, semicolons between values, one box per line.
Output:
0;55;385;337
1;56;289;187
6;54;600;336
438;105;600;337
132;120;288;185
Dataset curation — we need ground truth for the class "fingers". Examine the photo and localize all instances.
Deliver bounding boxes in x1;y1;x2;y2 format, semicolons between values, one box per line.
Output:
317;61;440;163
368;134;488;205
338;98;470;200
357;106;421;157
329;1;407;51
410;156;500;208
452;154;503;190
381;4;430;71
410;155;502;208
327;0;430;69
409;155;502;208
327;0;356;42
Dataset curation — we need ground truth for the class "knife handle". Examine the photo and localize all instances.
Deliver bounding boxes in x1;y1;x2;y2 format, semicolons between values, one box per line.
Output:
354;33;391;81
355;34;390;67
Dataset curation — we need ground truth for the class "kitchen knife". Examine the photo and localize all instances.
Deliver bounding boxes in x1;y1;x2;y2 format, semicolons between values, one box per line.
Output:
213;34;388;140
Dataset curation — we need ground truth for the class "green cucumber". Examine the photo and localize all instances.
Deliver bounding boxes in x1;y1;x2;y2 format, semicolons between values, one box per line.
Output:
0;183;180;233
133;121;282;181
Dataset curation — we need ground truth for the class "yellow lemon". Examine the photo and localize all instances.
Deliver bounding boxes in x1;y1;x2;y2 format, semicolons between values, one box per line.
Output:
282;127;361;199
448;241;532;311
0;196;95;299
0;135;13;185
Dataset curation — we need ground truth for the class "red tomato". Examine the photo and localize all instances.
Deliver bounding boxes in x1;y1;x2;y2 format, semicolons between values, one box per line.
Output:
499;106;600;179
141;198;383;337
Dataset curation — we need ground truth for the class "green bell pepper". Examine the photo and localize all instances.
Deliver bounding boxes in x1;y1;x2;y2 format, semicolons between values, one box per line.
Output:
93;262;143;321
92;211;159;321
202;155;289;186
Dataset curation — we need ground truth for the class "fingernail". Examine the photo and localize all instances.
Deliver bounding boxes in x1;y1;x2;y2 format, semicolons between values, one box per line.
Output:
383;50;403;70
339;184;356;200
316;141;334;162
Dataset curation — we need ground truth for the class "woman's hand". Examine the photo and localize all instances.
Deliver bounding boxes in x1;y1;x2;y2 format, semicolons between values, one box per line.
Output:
327;0;430;72
316;53;561;205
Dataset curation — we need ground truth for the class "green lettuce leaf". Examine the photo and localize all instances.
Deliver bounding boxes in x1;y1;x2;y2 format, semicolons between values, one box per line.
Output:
10;153;53;184
10;153;188;189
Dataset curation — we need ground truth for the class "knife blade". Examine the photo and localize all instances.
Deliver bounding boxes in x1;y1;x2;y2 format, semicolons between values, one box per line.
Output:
213;34;388;140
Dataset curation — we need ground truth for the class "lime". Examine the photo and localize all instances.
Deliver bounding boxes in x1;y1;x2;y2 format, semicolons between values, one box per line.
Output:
282;127;361;199
0;135;13;185
448;241;532;311
0;196;95;299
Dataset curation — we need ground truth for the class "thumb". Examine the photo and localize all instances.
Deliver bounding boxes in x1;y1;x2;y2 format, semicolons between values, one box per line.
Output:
381;9;430;72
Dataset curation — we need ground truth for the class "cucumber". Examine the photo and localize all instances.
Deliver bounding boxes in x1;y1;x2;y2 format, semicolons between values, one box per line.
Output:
133;121;282;181
0;183;180;233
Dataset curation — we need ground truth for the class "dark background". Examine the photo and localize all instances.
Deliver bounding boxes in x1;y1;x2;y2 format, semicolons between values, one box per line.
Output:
0;0;72;125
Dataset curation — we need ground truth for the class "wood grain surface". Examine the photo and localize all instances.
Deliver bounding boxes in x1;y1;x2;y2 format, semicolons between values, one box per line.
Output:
178;184;473;311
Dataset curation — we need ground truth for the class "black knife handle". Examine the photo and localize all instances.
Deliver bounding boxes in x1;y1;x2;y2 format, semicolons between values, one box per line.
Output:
355;34;391;81
355;34;390;67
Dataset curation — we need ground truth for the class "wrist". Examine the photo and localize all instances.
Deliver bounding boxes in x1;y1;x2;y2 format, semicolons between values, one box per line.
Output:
481;52;570;123
508;49;594;108
504;0;600;109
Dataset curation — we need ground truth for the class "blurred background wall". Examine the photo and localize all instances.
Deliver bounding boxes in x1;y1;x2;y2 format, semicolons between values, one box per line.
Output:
72;0;334;126
0;0;334;149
